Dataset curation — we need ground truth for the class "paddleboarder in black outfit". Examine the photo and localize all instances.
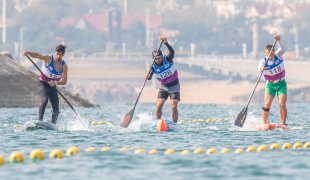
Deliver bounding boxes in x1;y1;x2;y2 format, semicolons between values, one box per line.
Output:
23;44;68;124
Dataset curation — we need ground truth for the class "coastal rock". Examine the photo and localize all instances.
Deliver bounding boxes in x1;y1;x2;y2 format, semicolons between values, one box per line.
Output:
0;54;95;107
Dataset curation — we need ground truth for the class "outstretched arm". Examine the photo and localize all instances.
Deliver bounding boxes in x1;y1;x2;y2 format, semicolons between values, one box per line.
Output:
274;35;285;59
275;40;285;59
165;42;175;62
160;36;175;62
23;50;51;65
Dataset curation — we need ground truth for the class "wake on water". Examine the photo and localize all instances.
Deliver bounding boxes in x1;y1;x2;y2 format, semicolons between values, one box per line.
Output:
229;109;261;131
20;118;90;132
63;117;90;131
64;111;227;133
121;112;184;132
51;111;295;132
229;109;291;131
61;112;157;132
20;109;292;132
123;113;158;132
20;112;153;132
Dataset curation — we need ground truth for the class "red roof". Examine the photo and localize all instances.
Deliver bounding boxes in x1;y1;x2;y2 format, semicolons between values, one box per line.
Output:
245;4;298;18
60;17;77;27
82;14;107;32
253;4;269;15
0;16;15;27
60;13;162;32
293;5;310;14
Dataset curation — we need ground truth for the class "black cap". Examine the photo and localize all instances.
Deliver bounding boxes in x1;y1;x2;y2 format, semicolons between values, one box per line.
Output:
152;50;162;58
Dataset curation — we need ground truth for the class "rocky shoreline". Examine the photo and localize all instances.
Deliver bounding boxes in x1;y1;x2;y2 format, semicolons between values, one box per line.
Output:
0;53;95;108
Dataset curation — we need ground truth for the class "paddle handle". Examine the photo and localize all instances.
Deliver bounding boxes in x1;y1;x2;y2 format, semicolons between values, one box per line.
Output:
245;40;277;107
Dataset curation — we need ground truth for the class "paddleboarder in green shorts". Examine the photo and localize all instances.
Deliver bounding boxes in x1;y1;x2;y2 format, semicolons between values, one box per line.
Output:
258;34;287;125
145;36;180;123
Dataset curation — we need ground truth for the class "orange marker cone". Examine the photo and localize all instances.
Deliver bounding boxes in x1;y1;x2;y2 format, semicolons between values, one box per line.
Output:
156;119;168;132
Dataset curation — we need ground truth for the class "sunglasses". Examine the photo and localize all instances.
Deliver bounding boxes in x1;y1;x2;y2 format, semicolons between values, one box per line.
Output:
154;56;162;60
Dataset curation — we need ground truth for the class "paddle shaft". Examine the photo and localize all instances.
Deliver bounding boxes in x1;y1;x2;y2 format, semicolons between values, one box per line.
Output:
132;41;164;108
26;55;85;126
120;41;164;128
244;40;277;107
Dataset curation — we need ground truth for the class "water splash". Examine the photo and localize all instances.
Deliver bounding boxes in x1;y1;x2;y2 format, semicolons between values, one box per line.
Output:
119;113;184;132
62;117;90;131
229;109;262;131
125;112;153;132
207;126;220;131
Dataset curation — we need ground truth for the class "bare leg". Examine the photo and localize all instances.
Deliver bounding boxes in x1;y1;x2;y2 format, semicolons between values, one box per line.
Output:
170;99;179;123
156;98;166;119
278;94;287;125
263;94;274;124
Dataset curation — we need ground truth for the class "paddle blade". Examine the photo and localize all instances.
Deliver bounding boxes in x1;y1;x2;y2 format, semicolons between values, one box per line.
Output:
120;107;135;128
234;107;248;127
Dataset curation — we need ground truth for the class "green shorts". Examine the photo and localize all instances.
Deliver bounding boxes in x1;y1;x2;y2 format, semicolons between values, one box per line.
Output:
265;80;287;97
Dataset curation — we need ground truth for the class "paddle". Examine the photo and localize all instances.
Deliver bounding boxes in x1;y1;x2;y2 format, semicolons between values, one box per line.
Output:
120;41;164;128
234;40;277;127
26;55;85;127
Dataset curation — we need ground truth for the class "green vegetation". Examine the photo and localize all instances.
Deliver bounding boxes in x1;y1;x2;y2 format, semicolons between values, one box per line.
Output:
0;0;310;59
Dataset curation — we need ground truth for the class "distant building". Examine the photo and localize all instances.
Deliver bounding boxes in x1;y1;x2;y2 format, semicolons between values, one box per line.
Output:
245;4;310;19
60;13;162;32
212;1;241;18
160;28;179;38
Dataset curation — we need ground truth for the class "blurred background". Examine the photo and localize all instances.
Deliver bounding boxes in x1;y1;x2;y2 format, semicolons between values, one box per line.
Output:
2;0;310;59
1;0;310;105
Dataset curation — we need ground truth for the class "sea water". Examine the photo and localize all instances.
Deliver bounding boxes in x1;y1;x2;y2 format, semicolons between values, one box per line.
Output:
0;102;310;180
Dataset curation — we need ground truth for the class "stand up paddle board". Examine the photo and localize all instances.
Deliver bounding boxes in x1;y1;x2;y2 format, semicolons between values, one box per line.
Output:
24;120;58;130
150;119;177;132
257;123;289;131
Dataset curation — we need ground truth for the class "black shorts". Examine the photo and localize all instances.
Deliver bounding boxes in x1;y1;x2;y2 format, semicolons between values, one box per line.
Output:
157;84;180;101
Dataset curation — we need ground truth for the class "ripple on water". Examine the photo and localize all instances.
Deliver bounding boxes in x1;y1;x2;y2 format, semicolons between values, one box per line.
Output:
1;103;310;179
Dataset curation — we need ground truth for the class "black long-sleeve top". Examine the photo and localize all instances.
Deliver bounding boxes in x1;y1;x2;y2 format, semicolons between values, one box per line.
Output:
148;42;179;87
